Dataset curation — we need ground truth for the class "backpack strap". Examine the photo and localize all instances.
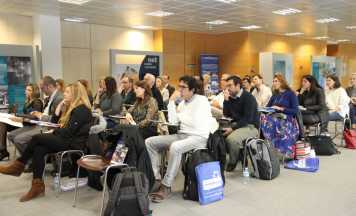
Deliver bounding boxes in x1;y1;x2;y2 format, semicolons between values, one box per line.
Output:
133;172;149;215
104;171;125;216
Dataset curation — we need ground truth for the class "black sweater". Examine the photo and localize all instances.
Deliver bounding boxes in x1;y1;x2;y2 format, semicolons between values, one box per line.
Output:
53;104;92;149
298;88;327;114
223;90;259;130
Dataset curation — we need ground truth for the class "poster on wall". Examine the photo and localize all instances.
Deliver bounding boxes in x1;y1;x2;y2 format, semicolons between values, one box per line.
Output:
311;56;345;88
0;56;31;112
200;54;219;95
272;54;293;85
110;50;162;85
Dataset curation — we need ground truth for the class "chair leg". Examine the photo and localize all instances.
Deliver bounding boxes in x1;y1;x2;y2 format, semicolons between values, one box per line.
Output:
57;152;65;197
100;167;110;216
42;154;49;180
72;164;81;207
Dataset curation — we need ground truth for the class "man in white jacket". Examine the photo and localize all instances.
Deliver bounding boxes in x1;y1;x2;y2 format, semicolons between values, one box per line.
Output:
146;75;218;202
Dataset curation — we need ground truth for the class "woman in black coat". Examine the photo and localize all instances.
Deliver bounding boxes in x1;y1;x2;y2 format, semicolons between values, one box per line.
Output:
298;75;329;134
0;82;92;202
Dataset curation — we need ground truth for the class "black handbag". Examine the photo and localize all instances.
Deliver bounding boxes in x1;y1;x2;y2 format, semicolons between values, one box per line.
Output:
306;135;340;156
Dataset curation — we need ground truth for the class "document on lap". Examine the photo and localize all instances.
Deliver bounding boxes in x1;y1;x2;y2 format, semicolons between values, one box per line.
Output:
27;120;60;128
258;107;276;113
0;113;23;128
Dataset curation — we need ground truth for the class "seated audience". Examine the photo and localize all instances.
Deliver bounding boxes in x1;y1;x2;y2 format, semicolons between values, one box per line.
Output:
78;79;94;105
0;84;43;161
156;76;170;104
144;73;165;110
193;75;205;95
325;74;350;121
211;73;231;110
120;75;136;106
298;75;329;134
0;82;92;202
93;78;106;104
242;76;255;93
251;74;272;107
261;74;300;158
346;73;356;128
124;80;159;139
55;79;65;93
94;76;123;116
161;74;175;97
146;76;218;202
8;76;63;155
223;76;260;171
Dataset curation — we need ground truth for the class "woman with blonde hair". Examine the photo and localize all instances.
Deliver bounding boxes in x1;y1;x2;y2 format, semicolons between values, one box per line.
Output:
0;82;92;202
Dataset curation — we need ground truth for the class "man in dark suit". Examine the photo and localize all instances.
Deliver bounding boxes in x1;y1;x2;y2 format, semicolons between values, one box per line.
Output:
8;76;63;154
144;73;165;110
162;74;175;97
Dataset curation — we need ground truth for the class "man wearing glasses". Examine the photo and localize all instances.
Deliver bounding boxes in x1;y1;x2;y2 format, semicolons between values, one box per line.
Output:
146;75;218;203
223;75;260;172
211;73;231;118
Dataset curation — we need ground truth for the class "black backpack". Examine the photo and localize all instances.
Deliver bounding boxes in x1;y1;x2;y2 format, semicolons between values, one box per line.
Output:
104;167;151;216
306;135;339;156
181;149;214;201
207;130;227;184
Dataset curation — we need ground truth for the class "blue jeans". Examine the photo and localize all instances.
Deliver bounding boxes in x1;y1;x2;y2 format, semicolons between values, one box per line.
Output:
350;104;356;124
328;112;343;121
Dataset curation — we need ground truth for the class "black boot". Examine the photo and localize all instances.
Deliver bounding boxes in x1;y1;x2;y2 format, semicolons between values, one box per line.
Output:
0;149;9;161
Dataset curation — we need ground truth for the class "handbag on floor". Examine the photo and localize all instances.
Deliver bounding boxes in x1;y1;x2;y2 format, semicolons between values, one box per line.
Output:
344;128;356;149
306;135;339;156
284;157;319;173
195;161;224;205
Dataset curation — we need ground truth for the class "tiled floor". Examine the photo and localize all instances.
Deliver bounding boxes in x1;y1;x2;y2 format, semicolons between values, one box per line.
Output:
0;145;356;216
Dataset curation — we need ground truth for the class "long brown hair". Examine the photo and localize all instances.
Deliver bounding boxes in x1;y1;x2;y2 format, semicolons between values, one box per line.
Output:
273;74;291;94
59;82;91;126
134;80;151;104
26;83;40;103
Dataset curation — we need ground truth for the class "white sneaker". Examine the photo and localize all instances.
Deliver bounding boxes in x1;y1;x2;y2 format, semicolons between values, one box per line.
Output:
320;132;331;137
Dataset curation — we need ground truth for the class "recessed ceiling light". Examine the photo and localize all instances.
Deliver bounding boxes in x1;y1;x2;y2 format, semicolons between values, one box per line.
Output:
327;40;338;44
346;26;356;30
215;0;238;3
337;39;350;43
273;8;302;16
58;0;91;5
205;20;229;25
240;25;261;30
132;25;154;30
316;17;340;24
314;36;329;40
285;32;304;36
145;10;174;17
63;17;88;23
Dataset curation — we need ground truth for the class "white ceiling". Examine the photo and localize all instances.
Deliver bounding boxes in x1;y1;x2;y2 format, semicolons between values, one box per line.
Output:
1;0;356;42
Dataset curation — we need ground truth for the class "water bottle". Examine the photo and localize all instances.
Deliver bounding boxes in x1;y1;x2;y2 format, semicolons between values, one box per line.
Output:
242;167;250;185
53;173;60;192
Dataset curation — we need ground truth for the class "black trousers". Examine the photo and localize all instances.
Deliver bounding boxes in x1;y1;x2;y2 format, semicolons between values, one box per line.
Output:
302;110;329;133
18;134;70;179
0;123;16;151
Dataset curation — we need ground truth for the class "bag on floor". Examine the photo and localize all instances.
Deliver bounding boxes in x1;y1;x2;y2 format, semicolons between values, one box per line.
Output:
284;157;319;173
294;140;311;160
306;136;339;155
104;167;151;216
245;138;280;180
343;129;356;149
195;161;224;205
181;149;215;201
207;130;227;184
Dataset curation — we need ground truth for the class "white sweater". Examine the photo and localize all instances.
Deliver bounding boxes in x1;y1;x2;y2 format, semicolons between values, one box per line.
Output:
325;87;350;118
168;94;218;138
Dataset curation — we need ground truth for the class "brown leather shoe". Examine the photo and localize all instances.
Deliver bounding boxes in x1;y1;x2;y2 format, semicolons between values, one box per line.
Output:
0;160;25;176
20;179;45;202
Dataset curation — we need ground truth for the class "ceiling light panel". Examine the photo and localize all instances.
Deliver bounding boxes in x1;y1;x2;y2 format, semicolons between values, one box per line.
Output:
58;0;91;5
215;0;239;3
145;10;174;17
273;8;302;15
316;17;340;23
205;20;229;25
63;17;88;22
314;36;329;40
337;39;350;42
240;25;261;30
132;25;154;30
346;26;356;30
285;32;304;36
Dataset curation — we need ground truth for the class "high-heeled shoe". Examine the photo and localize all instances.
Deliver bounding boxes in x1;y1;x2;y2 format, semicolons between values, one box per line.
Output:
0;150;9;161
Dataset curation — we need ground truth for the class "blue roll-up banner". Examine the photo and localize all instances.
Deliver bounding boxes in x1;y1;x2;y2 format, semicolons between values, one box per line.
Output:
139;55;160;80
200;54;219;94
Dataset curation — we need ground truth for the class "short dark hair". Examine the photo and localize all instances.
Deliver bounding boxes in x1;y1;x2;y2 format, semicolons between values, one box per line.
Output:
226;75;242;86
326;74;341;89
179;76;198;93
242;77;252;84
104;76;117;97
252;74;263;79
42;76;56;87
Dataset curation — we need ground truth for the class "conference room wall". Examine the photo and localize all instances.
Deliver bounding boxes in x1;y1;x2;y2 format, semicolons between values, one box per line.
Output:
0;13;33;46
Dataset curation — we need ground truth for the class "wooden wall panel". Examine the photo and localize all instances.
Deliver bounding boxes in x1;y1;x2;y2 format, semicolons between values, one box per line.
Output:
0;13;33;45
330;44;356;86
61;21;90;48
62;48;91;85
